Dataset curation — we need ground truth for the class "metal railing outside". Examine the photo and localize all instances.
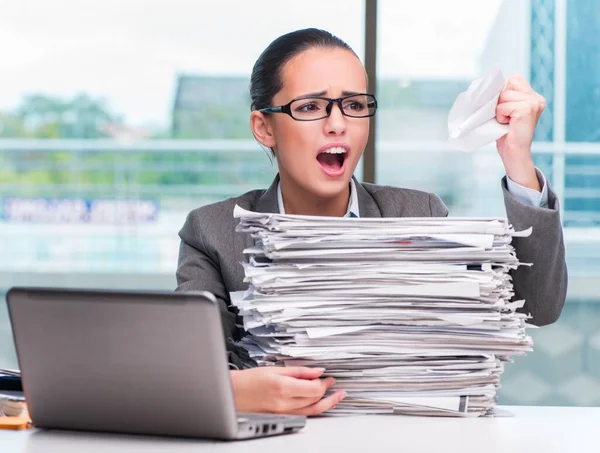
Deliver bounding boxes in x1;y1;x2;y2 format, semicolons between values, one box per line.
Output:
0;138;598;280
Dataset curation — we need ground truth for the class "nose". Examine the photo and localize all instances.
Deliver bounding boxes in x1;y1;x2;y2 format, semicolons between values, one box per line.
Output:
323;101;347;136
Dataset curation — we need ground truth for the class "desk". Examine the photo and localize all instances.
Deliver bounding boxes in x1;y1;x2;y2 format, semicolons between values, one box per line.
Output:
1;406;598;453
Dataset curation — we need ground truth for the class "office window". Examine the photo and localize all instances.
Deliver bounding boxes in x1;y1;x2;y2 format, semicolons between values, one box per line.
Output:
3;0;596;410
0;0;365;368
376;0;600;406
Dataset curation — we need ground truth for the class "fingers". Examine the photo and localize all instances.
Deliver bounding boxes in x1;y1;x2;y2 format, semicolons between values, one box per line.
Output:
267;376;338;413
496;101;520;124
500;75;546;116
289;390;348;416
498;89;530;104
280;376;336;399
274;366;325;380
505;74;534;93
499;89;546;109
286;381;336;410
496;99;544;124
250;367;345;416
285;395;326;411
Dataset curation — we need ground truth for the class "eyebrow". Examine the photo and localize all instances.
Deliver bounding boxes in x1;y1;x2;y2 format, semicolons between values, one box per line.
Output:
297;90;363;98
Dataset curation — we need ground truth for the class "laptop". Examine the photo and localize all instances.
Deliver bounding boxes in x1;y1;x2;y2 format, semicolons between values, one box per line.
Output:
6;287;306;440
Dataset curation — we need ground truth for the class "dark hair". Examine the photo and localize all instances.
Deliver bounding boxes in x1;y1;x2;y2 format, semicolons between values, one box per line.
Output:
250;28;356;111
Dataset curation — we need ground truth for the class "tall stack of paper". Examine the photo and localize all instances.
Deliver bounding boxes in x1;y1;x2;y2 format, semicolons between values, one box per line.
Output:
230;206;534;417
0;368;26;417
0;369;20;379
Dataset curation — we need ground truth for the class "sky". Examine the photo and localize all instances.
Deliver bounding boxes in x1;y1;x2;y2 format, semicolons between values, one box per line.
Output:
1;0;503;129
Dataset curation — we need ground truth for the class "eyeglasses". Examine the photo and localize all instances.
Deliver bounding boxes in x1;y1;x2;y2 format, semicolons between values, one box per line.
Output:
258;93;377;121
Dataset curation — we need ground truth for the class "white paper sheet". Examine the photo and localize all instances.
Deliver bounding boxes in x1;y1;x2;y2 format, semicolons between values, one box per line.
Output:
448;66;510;152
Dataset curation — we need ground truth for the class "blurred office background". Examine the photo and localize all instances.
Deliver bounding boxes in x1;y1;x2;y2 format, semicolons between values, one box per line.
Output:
1;0;599;406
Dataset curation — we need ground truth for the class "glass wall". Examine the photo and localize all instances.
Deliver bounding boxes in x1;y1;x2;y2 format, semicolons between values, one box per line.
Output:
376;0;600;406
0;0;365;368
2;0;599;408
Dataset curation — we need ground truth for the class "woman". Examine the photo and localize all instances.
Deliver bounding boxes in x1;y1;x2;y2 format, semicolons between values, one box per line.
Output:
176;29;567;415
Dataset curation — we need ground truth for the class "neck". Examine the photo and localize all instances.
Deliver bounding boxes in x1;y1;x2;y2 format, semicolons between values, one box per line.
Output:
279;176;350;217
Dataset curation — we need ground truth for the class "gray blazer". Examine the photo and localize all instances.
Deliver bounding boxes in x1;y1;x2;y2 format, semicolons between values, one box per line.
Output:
177;175;568;369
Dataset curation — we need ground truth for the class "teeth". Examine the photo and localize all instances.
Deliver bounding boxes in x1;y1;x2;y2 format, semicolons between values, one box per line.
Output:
322;147;347;154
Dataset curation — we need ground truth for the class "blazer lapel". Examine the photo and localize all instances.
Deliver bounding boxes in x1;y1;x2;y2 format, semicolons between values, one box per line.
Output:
354;176;382;218
254;174;280;213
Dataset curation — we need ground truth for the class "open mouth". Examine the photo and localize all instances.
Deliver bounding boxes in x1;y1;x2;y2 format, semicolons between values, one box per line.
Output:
316;146;348;177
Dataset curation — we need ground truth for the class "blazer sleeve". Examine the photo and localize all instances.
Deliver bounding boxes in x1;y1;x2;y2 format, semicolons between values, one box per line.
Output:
176;210;256;369
501;176;567;326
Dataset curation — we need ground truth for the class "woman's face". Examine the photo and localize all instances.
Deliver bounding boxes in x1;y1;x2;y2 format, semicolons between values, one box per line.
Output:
254;46;370;200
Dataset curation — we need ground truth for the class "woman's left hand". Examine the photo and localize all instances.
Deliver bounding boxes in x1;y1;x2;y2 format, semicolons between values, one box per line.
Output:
495;74;546;191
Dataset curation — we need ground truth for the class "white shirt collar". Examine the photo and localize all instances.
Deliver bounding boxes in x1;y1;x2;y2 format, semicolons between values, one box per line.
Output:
277;179;360;217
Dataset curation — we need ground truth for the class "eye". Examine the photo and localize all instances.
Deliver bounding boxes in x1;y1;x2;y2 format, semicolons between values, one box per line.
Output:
343;99;366;111
348;101;364;111
295;102;321;113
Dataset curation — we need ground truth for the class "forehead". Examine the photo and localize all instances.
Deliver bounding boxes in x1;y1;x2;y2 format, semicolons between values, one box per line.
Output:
277;47;367;99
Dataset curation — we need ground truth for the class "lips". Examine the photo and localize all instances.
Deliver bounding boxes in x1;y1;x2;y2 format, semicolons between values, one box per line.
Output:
316;144;349;177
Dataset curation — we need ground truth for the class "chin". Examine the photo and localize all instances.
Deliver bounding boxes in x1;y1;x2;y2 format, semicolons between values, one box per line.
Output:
306;176;352;199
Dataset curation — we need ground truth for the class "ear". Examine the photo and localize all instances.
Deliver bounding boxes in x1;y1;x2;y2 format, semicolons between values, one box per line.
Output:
250;111;277;149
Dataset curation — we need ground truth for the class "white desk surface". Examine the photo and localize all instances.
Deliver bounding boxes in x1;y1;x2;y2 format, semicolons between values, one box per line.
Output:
1;406;598;453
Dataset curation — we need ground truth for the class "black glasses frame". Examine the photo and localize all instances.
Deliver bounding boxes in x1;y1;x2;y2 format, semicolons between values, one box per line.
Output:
258;93;378;121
